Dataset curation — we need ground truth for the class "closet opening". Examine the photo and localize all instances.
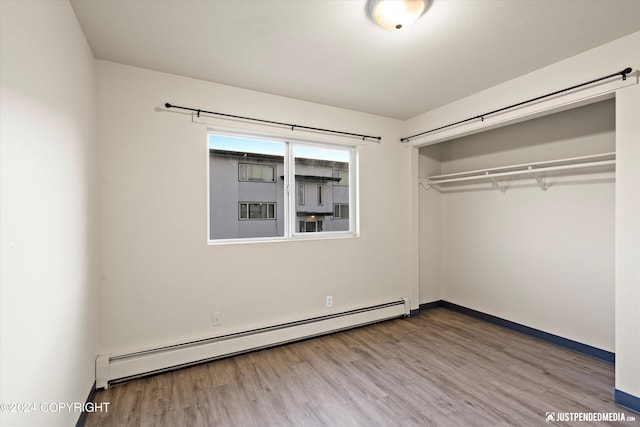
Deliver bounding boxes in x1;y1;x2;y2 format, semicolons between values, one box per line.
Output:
418;98;616;357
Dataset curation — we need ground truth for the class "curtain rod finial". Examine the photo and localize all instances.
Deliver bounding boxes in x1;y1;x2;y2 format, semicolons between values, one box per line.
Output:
622;67;633;80
165;103;172;108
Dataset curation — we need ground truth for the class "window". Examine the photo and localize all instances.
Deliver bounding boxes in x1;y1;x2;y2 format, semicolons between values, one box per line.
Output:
209;133;356;241
297;183;305;206
299;220;323;233
239;202;276;220
333;169;349;186
239;163;276;182
334;204;349;219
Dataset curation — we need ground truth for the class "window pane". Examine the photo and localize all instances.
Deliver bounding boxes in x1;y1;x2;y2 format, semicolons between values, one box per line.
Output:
293;145;351;234
209;135;284;239
243;164;275;182
239;163;276;182
239;164;248;181
333;169;349;187
297;183;305;206
248;203;262;219
332;203;350;219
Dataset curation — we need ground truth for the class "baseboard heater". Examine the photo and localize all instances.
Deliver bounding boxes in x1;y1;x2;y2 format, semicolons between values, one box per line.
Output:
96;298;410;389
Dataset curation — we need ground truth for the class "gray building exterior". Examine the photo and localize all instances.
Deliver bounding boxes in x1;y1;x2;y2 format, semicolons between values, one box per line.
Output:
209;149;350;240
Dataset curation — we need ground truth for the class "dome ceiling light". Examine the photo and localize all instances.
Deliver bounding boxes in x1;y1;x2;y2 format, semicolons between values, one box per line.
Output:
367;0;431;31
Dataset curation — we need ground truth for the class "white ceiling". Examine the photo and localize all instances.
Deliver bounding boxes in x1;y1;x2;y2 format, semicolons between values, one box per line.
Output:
70;0;640;120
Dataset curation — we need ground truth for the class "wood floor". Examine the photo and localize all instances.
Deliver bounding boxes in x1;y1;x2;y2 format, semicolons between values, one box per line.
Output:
86;308;636;426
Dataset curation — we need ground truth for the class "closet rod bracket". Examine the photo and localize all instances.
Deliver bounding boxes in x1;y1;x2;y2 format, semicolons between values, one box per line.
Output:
419;179;439;192
487;172;506;193
528;166;547;192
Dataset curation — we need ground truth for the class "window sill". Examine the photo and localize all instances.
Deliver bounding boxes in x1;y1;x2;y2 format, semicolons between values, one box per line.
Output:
207;232;358;246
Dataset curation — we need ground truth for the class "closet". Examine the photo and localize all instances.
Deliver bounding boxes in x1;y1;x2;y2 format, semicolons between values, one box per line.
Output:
419;98;615;353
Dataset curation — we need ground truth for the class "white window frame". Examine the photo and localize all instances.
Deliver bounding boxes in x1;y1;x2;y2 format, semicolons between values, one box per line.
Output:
208;130;358;244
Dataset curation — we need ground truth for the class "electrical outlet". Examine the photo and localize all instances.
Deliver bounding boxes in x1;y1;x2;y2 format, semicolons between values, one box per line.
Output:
212;312;222;327
326;295;333;308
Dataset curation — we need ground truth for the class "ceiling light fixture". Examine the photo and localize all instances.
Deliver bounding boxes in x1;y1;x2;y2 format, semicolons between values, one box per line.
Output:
367;0;431;31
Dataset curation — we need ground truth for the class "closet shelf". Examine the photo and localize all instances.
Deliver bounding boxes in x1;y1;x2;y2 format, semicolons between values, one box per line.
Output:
420;152;615;192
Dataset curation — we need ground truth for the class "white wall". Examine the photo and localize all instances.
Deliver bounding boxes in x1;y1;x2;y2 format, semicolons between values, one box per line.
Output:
96;60;407;356
418;145;442;303
408;31;640;399
0;1;97;426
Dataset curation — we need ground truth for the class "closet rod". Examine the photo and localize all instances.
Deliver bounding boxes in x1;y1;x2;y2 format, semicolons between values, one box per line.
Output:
426;152;615;181
164;103;382;142
423;160;615;186
400;67;633;143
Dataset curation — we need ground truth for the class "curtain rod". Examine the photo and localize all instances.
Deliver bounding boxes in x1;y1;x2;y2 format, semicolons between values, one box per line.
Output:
164;103;382;142
400;67;633;143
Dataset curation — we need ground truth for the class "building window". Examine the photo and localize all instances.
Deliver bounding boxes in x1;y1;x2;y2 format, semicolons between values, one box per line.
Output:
239;202;276;220
297;183;305;206
334;204;349;219
239;163;276;182
333;169;349;186
209;133;356;242
299;220;323;233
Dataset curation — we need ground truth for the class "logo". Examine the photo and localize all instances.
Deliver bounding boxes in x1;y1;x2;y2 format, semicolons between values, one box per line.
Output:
544;411;634;422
